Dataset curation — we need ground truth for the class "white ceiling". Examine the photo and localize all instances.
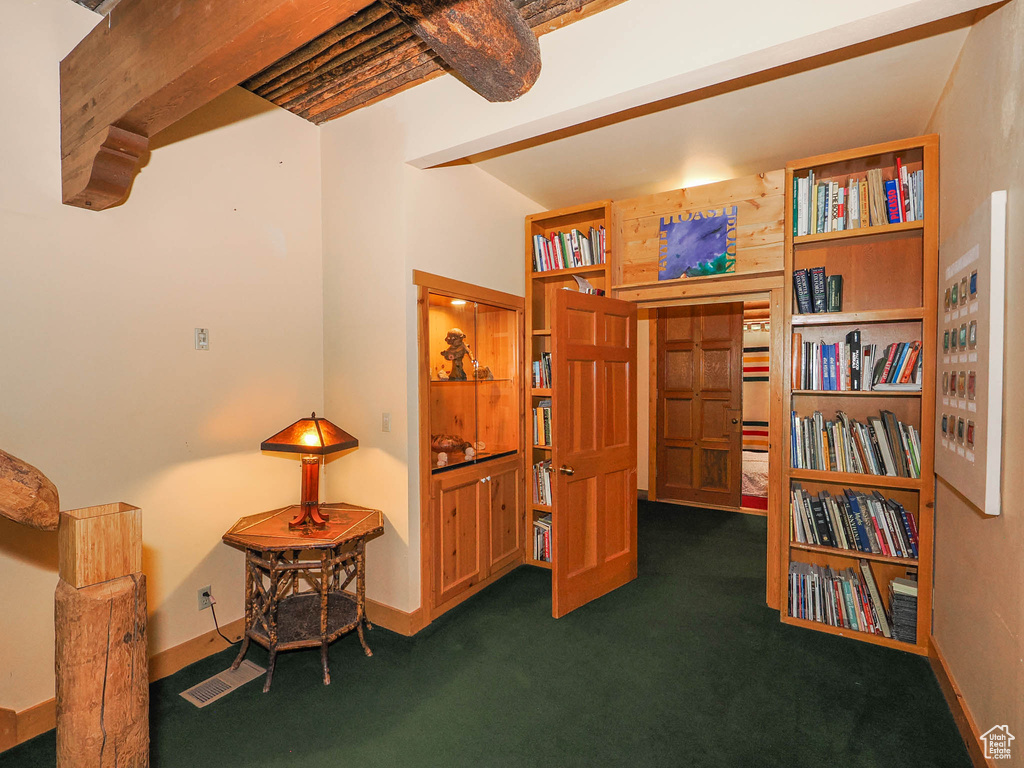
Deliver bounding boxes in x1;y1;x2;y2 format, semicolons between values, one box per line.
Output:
472;24;970;210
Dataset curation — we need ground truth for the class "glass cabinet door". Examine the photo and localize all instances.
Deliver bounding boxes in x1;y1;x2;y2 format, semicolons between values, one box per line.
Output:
428;292;519;472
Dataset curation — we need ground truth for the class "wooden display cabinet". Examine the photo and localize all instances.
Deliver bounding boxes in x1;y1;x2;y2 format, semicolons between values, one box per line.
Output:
415;271;526;623
781;136;938;654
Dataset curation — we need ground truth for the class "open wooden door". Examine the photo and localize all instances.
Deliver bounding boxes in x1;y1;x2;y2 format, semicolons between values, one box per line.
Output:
550;290;637;618
655;304;743;507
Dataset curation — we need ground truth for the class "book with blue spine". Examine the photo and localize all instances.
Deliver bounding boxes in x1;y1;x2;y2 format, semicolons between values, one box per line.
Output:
884;179;902;223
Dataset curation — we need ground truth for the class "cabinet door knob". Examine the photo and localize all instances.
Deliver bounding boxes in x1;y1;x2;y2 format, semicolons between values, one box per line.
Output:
732;418;739;424
559;465;575;476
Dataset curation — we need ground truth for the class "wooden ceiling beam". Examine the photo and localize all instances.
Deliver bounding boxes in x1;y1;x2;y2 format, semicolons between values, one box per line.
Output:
59;0;376;210
380;0;541;102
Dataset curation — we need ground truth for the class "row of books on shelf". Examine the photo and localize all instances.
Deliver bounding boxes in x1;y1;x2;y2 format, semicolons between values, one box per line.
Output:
793;161;924;237
793;267;842;314
790;483;919;559
532;352;552;389
533;514;552;562
788;560;917;642
532;226;606;273
532;460;553;506
790;409;922;478
533;400;552;446
792;332;922;391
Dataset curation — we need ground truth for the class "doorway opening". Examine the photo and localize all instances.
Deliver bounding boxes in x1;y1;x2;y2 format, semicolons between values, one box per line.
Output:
647;298;773;515
638;288;783;606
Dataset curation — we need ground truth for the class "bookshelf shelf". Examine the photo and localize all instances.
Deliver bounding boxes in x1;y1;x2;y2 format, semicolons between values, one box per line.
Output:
792;308;924;326
532;388;552;397
526;557;552;570
788;468;921;490
782;135;937;655
789;541;918;566
780;615;926;655
533;503;552;513
431;378;514;384
531;265;606;280
532;329;552;337
794;219;923;245
792;389;921;397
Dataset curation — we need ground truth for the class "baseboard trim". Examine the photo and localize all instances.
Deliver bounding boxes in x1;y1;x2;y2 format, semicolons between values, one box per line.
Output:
1;617;247;753
929;634;992;768
365;598;425;636
0;595;429;754
148;617;246;682
0;698;55;754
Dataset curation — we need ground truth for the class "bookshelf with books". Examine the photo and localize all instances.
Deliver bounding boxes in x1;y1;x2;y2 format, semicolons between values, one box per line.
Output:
781;136;937;654
524;201;612;568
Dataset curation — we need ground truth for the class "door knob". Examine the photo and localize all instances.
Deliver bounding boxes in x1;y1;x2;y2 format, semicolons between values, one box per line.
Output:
732;418;739;424
559;465;575;476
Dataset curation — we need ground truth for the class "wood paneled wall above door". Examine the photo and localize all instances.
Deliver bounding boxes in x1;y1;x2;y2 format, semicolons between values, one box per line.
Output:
655;303;743;507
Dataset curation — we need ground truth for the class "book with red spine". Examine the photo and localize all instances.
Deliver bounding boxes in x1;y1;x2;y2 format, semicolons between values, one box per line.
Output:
879;343;899;384
898;342;921;384
895;158;908;223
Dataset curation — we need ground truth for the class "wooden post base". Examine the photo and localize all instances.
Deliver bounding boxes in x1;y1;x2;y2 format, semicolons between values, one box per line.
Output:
55;574;149;767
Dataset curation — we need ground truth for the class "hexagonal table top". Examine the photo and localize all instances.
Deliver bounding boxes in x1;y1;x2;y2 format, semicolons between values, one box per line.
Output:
222;503;383;551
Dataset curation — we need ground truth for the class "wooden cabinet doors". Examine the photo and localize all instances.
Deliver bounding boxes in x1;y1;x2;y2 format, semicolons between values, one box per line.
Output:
655;303;743;507
487;461;522;575
431;456;522;611
550;290;638;618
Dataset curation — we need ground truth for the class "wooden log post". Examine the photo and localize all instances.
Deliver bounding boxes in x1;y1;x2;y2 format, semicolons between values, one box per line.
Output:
55;503;148;767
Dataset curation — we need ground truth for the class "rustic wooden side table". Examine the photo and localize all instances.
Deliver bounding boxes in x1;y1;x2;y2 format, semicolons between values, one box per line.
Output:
222;502;384;692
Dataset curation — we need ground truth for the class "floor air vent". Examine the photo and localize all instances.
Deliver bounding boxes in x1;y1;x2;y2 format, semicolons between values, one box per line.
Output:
180;660;265;708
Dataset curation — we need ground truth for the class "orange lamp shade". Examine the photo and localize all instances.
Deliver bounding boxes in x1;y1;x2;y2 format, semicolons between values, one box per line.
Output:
260;412;358;455
261;413;357;528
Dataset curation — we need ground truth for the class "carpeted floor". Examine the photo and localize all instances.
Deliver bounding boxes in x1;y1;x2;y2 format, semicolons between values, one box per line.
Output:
5;501;970;767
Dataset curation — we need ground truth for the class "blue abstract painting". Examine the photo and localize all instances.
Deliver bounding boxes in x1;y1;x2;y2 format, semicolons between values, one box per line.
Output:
658;206;738;280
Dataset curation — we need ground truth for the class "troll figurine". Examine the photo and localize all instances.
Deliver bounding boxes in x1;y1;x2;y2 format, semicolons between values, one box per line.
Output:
441;327;472;381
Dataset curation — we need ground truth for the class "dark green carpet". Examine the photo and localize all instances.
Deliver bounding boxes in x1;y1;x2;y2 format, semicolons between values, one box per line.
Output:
5;502;969;767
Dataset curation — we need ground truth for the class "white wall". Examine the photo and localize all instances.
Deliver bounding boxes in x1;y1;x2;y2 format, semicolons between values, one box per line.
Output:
396;0;992;168
0;0;324;712
320;104;539;612
926;0;1024;742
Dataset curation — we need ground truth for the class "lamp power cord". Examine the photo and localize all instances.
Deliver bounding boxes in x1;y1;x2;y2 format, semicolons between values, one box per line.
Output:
202;589;237;645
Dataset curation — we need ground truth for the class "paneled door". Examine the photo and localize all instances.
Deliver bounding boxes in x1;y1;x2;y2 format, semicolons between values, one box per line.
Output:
655;304;743;507
551;290;637;618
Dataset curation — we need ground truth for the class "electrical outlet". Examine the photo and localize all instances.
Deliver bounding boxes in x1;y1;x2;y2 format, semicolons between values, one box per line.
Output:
194;328;210;351
381;412;391;432
198;586;212;611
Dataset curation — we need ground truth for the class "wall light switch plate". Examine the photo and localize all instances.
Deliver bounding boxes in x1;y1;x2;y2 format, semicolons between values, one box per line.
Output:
195;328;210;351
381;412;391;432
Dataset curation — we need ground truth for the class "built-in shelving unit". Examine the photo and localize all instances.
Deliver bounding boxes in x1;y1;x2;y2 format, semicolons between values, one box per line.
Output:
524;201;612;569
781;136;938;655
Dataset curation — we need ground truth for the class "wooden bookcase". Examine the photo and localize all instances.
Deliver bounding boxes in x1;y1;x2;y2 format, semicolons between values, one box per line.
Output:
780;136;938;654
524;200;612;568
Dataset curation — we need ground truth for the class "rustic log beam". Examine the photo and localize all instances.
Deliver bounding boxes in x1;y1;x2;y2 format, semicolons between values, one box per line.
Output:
0;449;59;531
379;0;541;102
59;0;376;210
